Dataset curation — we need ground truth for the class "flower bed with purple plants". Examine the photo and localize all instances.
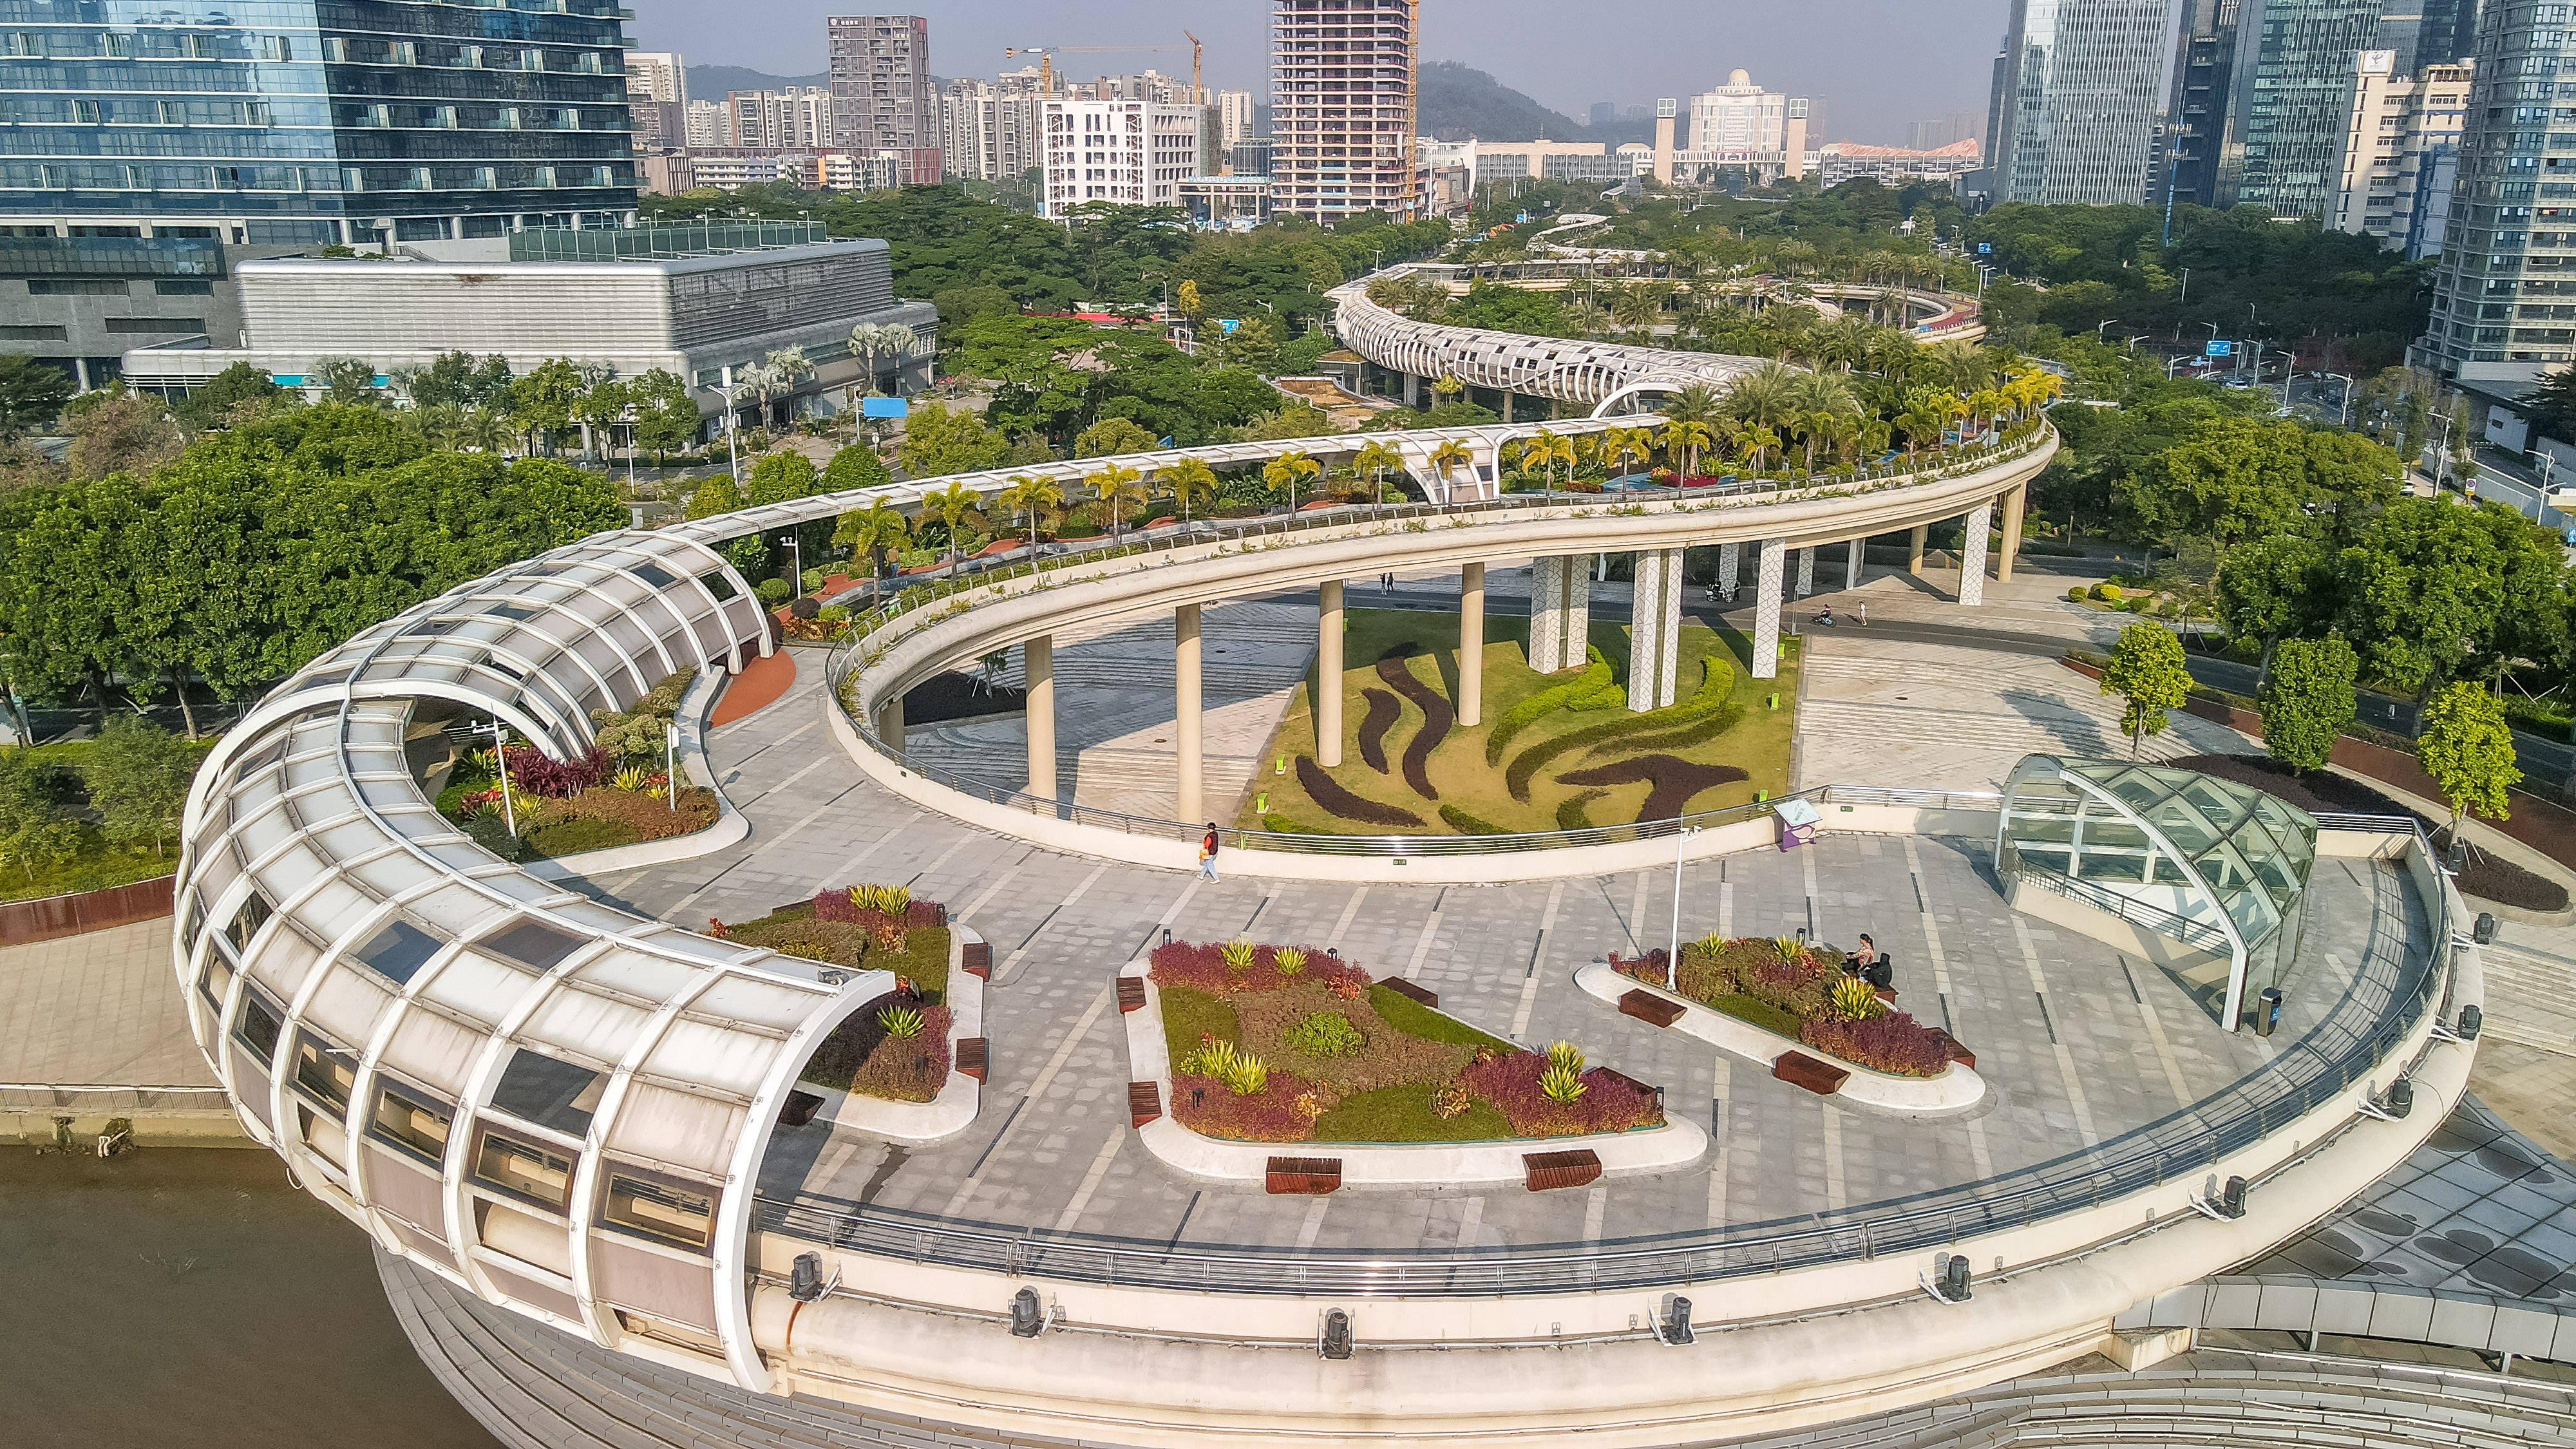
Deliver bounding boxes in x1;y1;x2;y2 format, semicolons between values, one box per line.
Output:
1151;939;1665;1143
1612;935;1953;1078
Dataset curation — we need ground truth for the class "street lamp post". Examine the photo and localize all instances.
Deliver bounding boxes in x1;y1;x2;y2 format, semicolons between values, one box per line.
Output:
715;367;744;490
1667;824;1703;974
488;721;516;837
777;530;802;600
2318;370;2354;428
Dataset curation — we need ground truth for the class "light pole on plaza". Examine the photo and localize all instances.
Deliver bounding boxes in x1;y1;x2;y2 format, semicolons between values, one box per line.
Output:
1667;824;1702;978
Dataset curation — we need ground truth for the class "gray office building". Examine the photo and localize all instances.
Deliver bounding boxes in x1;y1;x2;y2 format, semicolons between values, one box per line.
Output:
2413;1;2576;385
1987;0;2176;207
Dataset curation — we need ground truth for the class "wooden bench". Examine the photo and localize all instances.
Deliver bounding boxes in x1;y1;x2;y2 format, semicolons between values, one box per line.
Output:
1115;975;1147;1014
1618;989;1687;1028
1523;1149;1604;1192
1127;1080;1161;1127
956;1037;988;1083
1265;1157;1343;1195
1771;1051;1850;1095
1930;1029;1976;1069
961;939;992;981
1378;976;1439;1009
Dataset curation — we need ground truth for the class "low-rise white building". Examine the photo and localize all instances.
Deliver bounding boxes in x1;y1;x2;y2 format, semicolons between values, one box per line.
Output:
1815;138;1981;189
1041;99;1206;219
2332;52;2471;260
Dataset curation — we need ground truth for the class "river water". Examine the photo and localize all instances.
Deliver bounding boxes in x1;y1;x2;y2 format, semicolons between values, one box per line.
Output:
0;1146;501;1449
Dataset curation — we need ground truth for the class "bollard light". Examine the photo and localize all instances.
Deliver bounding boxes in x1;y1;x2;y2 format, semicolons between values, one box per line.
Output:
1658;1294;1696;1345
1940;1253;1973;1302
1319;1308;1354;1360
2459;1004;2483;1040
790;1252;828;1303
2383;1079;2414;1119
2219;1176;2248;1220
1010;1287;1045;1338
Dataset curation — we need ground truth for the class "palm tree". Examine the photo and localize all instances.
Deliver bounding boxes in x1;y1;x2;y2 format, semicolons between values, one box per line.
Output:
844;322;919;413
1656;418;1714;478
1927;338;1994;396
1522;429;1575;496
1567;299;1612;337
1426;438;1475;504
996;474;1063;551
925;480;982;578
1810;316;1870;372
1737;424;1783;472
1352;439;1404;505
1894;399;1947;464
1725;361;1802;442
1262;448;1321;511
1087;460;1147;542
1600;426;1650;482
762;347;813;429
1660;383;1725;426
833;498;913;604
1164;457;1218;527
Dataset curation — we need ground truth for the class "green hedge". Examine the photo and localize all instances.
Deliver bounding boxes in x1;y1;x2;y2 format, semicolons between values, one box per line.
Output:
1438;803;1514;835
1504;653;1739;802
1486;646;1618;764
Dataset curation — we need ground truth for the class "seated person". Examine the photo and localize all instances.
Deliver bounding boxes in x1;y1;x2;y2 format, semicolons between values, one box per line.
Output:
1842;934;1877;977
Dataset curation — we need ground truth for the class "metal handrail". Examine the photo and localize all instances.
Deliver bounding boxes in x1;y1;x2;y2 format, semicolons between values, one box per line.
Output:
754;815;2449;1298
2000;845;2237;956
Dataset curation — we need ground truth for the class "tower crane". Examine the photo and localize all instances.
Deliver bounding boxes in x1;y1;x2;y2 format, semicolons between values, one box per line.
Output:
1004;42;1200;99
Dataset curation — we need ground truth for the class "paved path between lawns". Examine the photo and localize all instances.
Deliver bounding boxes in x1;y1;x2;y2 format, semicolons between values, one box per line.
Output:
0;917;211;1090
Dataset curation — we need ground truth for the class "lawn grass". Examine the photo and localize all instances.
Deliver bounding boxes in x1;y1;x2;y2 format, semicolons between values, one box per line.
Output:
1159;983;1242;1052
522;816;634;858
1311;1083;1514;1142
1238;605;1798;836
1697;990;1807;1041
0;831;178;905
1367;983;1511;1051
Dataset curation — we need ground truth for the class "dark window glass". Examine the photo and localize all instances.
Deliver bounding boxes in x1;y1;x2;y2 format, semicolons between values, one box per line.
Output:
697;570;738;601
353;918;444;985
629;560;676;589
290;1031;357;1112
232;992;283;1061
490;1048;601;1136
368;1080;454;1166
225;891;274;955
477;918;585;971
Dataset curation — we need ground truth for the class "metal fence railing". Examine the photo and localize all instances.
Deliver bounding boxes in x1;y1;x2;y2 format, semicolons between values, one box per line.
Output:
1998;843;2238;956
755;817;2452;1300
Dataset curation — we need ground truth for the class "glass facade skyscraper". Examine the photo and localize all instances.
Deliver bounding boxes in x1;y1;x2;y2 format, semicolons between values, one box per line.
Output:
1988;0;2175;207
2224;0;2391;217
0;0;638;246
2414;0;2576;384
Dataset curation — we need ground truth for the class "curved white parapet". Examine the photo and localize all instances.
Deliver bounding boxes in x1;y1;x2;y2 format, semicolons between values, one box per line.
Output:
1118;960;1709;1189
806;926;985;1150
1573;960;1987;1117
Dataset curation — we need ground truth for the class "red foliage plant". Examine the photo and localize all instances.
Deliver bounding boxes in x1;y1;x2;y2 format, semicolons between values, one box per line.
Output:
811;889;947;931
1148;940;1368;995
1607;948;1671;987
1459;1052;1664;1137
502;745;612;799
1800;1012;1950;1077
1168;1068;1323;1142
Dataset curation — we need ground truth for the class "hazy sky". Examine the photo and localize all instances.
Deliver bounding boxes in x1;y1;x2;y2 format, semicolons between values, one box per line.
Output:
628;1;2013;144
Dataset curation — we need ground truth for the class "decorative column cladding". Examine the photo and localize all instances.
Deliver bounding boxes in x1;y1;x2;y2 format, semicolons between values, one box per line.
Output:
1716;540;1740;601
1459;562;1486;726
1795;545;1815;599
1527;556;1590;672
1175;602;1202;824
1317;579;1345;767
1752;540;1786;680
1845;536;1865;591
1024;634;1056;801
1960;501;1994;608
1629;548;1684;711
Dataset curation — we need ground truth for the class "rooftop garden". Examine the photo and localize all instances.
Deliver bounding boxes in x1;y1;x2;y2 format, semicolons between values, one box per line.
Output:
1240;607;1795;838
721;884;956;1105
1152;939;1663;1143
1613;934;1953;1078
433;669;719;862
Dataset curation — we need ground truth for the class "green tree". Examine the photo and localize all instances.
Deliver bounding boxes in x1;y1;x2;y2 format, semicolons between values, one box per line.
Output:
511;358;586;455
1074;416;1159;459
313;357;381;407
0;752;78;882
630;368;701;467
996;474;1063;548
61;392;184;484
745;450;818;506
1222;314;1282;373
0;356;74;439
897;402;1010;478
2338;498;2564;701
2100;621;2191;758
86;715;193;856
171;361;284;434
2214;535;2327;688
572;376;631;462
2416;681;2521;843
1262;448;1321;509
1162;457;1218;524
686;473;744;521
2259;636;2357;773
822;443;894;495
923;480;983;576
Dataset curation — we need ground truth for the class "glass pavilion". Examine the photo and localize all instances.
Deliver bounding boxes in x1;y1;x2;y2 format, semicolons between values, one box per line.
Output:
1996;755;2318;1030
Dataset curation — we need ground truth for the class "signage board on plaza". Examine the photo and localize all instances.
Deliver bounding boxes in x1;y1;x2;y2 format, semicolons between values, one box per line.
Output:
861;397;909;419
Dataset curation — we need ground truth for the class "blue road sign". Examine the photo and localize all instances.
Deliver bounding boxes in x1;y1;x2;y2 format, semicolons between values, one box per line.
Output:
860;396;909;419
2205;339;2233;357
1976;242;1992;254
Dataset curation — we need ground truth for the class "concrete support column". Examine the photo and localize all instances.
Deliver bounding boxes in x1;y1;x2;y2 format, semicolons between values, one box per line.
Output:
1024;635;1056;800
1752;540;1786;680
878;692;905;745
1459;561;1486;727
1629;548;1684;711
1175;602;1202;824
1997;484;2027;583
1960;500;1994;608
1316;579;1345;767
1716;540;1740;601
1527;555;1591;672
1845;536;1865;591
1908;524;1928;576
1795;545;1815;599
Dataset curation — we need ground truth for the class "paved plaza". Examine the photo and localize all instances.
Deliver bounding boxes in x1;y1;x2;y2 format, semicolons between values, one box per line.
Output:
574;663;2432;1255
0;918;210;1090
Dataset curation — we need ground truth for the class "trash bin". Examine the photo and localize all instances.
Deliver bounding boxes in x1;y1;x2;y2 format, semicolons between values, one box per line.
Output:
2474;913;2500;945
2255;987;2284;1037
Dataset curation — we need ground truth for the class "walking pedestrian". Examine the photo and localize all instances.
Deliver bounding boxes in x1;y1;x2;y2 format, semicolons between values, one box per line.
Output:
1198;822;1222;882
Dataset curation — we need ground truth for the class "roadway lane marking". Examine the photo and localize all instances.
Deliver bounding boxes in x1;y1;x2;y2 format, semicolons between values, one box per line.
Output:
1510;881;1567;1041
941;981;1113;1218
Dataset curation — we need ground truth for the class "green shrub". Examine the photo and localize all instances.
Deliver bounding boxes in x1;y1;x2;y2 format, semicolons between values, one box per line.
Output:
2067;585;2087;602
2092;583;2121;601
1283;1010;1365;1057
462;813;523;862
1486;646;1617;763
1439;802;1514;835
1505;654;1738;801
755;576;792;605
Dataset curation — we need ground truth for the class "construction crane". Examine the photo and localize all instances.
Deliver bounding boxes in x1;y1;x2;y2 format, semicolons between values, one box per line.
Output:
1004;43;1196;99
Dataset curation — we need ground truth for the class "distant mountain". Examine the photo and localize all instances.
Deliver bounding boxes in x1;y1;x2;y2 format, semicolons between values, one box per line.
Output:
1417;61;1647;146
685;64;828;100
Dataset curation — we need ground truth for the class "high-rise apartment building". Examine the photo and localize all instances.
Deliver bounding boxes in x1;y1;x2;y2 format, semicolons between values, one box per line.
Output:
625;51;687;150
939;75;1042;185
827;14;938;183
1904;111;1985;151
2229;1;2392;217
1039;99;1205;220
1270;0;1420;223
685;99;728;148
1217;90;1258;151
726;88;832;151
1987;0;2174;206
2414;3;2576;383
2161;0;2244;209
2331;52;2471;257
0;0;639;245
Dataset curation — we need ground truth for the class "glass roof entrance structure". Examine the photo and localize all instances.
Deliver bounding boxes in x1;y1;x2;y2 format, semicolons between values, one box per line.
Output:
1996;755;2318;1030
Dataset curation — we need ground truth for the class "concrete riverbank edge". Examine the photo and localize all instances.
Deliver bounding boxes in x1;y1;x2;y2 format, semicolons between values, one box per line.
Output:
1571;960;1987;1117
1117;959;1709;1189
